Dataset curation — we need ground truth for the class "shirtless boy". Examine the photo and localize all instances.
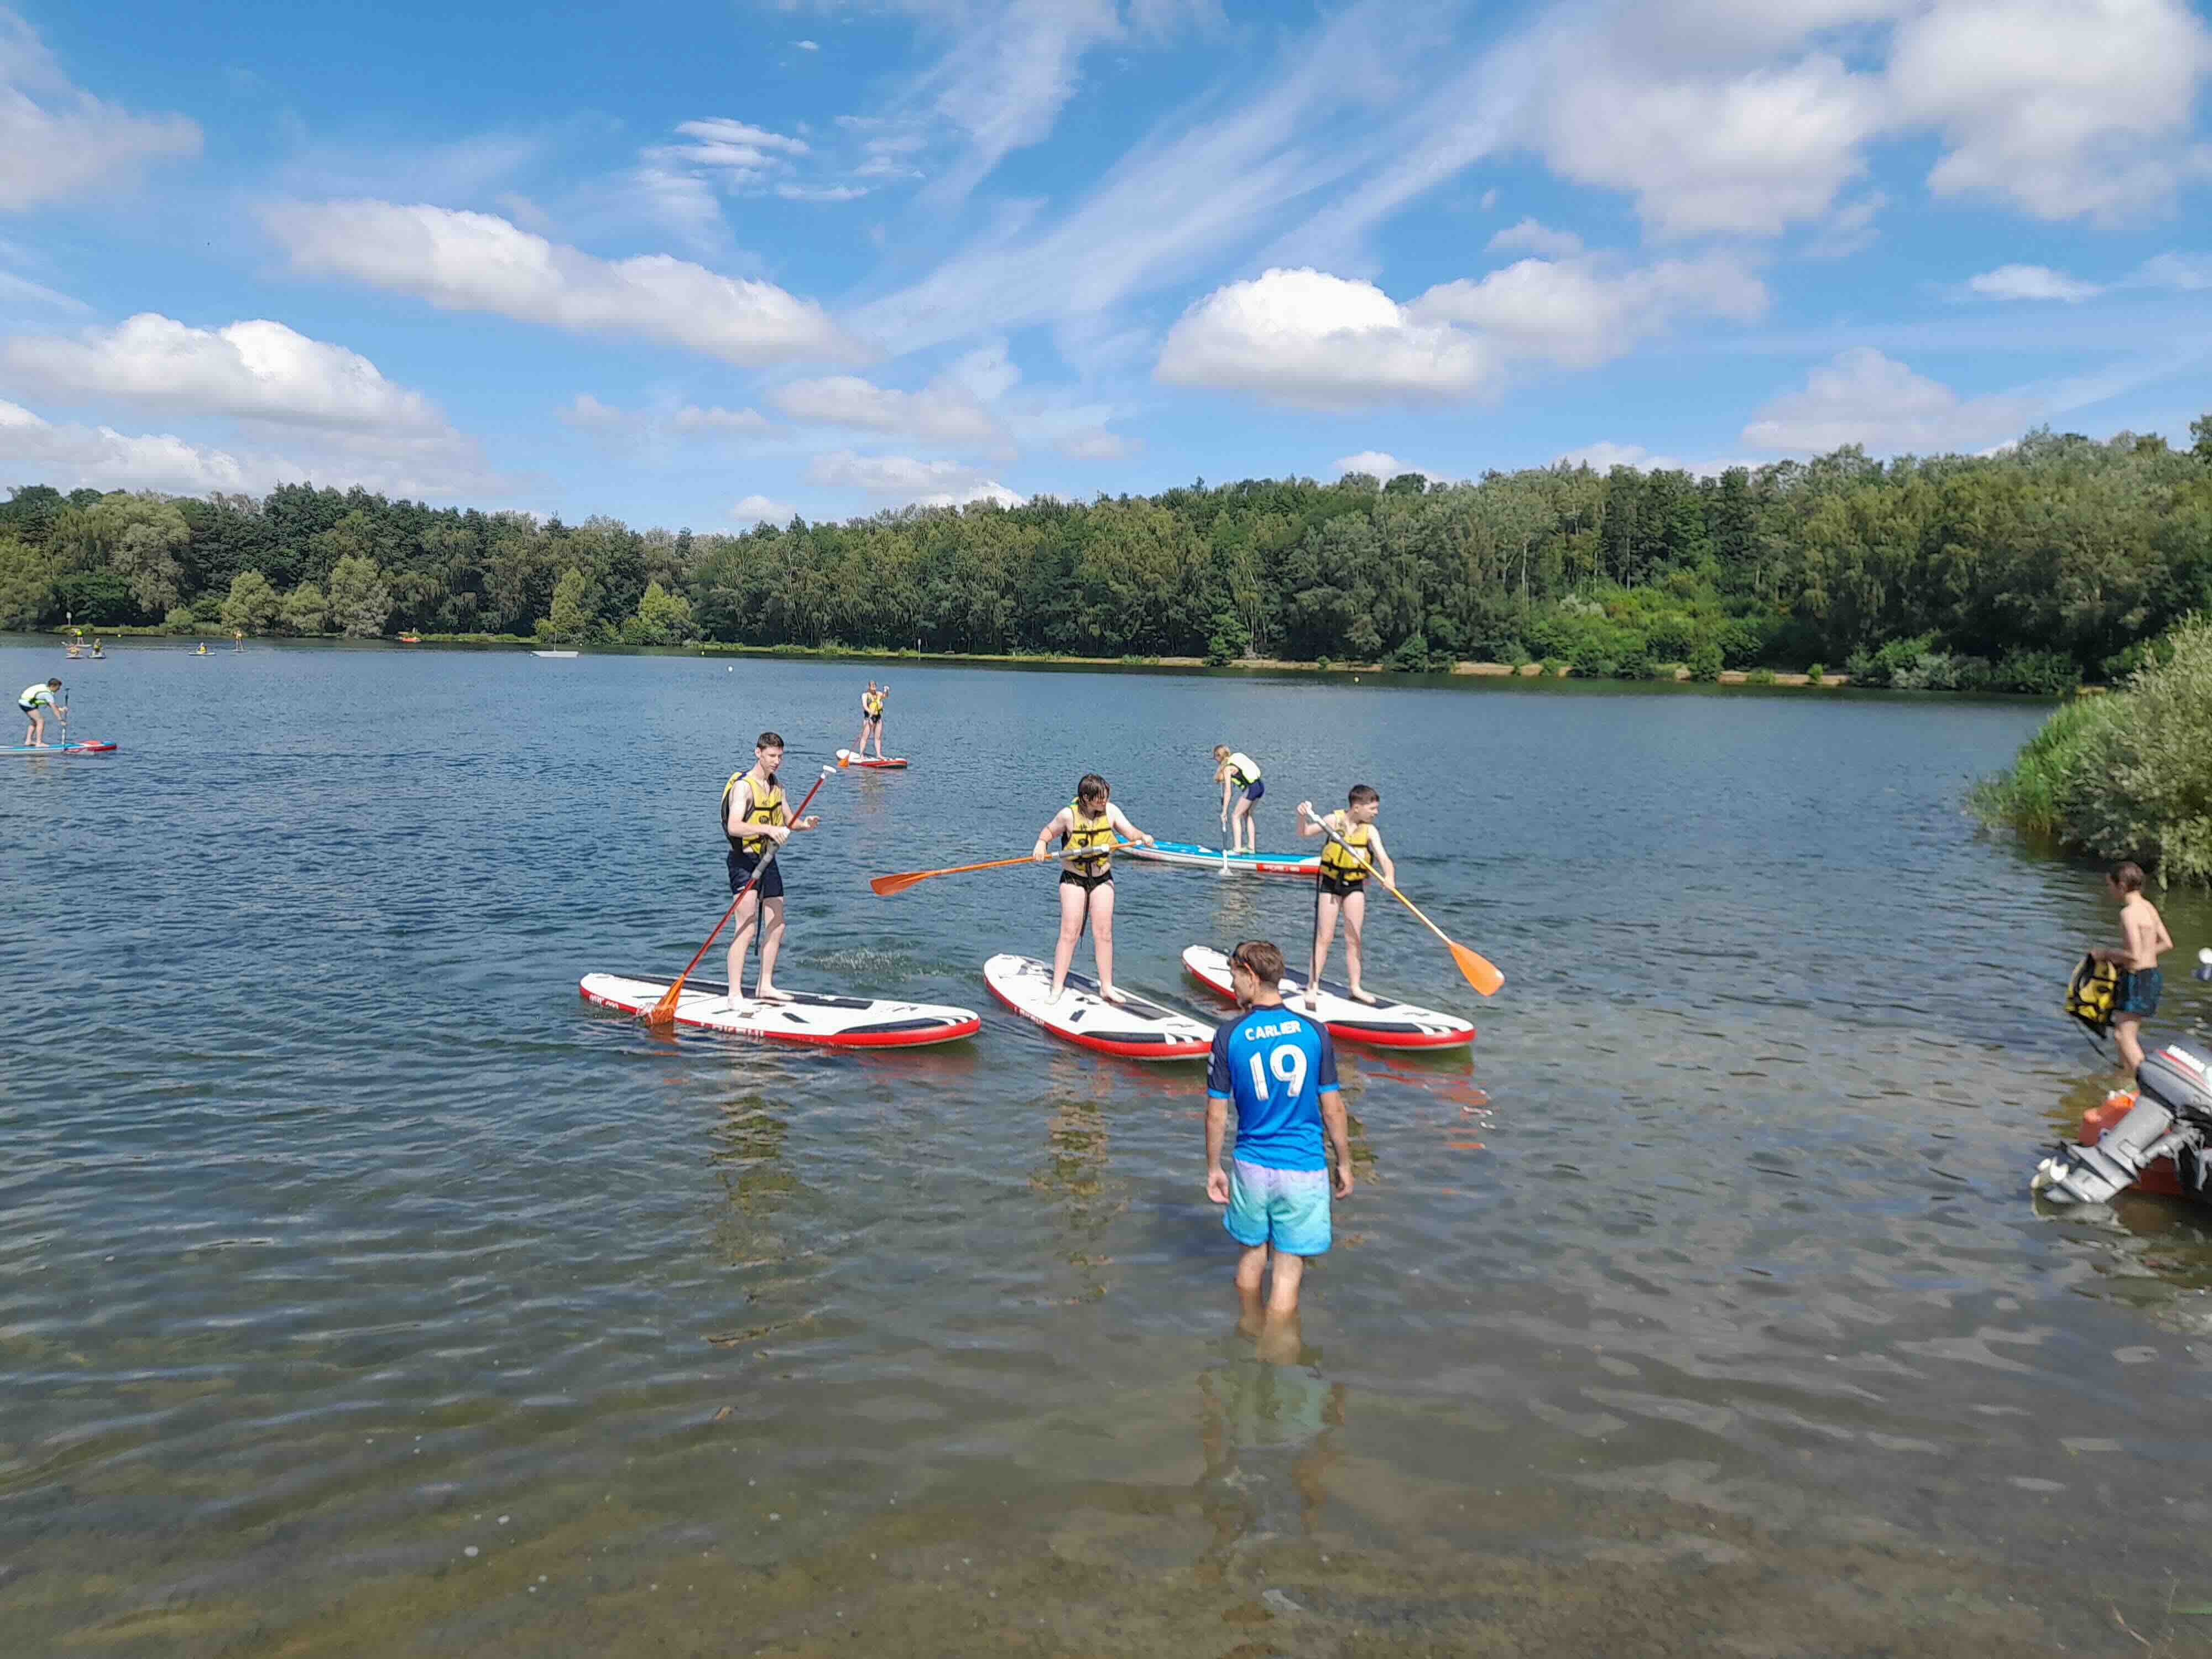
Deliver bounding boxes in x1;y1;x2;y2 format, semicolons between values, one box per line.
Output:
2092;860;2173;1077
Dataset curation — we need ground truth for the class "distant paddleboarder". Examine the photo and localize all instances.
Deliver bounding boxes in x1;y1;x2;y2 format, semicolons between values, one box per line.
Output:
1296;786;1394;1009
720;731;821;1004
1204;938;1352;1319
853;680;889;761
18;678;62;745
1213;745;1265;854
1031;773;1156;1005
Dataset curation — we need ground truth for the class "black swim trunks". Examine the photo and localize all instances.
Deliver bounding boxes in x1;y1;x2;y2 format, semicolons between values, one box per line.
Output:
1060;868;1112;893
2116;967;2163;1017
727;849;785;901
1316;870;1365;899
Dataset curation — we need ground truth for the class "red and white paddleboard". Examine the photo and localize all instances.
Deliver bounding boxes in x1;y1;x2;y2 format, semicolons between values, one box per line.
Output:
836;749;909;769
1181;945;1473;1050
983;953;1211;1060
580;972;979;1048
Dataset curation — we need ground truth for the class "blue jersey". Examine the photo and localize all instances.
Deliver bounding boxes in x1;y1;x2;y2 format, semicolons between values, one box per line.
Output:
1207;1004;1338;1172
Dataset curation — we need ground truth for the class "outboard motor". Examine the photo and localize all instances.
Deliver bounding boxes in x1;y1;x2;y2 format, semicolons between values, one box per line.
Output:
2034;1045;2212;1204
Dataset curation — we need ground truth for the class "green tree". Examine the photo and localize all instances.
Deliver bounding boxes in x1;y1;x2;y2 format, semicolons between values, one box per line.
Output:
0;532;56;629
622;579;697;645
220;569;282;634
541;566;598;644
325;554;393;638
281;581;329;635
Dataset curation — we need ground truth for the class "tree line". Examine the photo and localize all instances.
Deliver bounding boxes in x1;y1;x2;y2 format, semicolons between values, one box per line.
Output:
4;415;2208;688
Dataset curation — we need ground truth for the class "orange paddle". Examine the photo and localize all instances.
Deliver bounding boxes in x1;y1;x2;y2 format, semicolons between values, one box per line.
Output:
872;839;1130;897
645;759;842;1027
1307;813;1503;997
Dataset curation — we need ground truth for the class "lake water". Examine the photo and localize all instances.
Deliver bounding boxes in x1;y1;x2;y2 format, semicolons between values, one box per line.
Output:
7;639;2212;1656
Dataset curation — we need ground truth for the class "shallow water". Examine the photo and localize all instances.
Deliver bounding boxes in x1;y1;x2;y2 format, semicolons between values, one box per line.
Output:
8;639;2212;1656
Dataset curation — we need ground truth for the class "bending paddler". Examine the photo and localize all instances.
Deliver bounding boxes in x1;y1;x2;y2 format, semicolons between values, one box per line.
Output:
1031;772;1155;1005
18;678;62;745
1212;745;1265;855
720;730;821;1004
1296;786;1393;1009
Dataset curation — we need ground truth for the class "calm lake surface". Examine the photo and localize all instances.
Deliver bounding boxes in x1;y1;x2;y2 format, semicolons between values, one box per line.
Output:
8;639;2212;1656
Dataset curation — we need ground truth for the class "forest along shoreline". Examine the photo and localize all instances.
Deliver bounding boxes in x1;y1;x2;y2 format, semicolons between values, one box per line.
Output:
7;416;2206;693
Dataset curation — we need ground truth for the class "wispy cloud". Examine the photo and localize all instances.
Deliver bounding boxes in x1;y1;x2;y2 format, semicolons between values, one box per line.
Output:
0;7;200;211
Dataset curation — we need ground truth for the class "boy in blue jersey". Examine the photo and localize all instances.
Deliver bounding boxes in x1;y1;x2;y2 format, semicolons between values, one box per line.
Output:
1205;939;1353;1317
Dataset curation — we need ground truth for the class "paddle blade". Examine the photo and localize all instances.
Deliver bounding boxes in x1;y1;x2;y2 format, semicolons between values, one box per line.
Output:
645;978;684;1026
1451;941;1504;998
870;870;927;896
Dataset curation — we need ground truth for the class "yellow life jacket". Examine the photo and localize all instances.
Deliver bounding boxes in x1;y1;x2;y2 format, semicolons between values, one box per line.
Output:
721;770;786;857
1318;813;1373;884
1063;799;1114;876
863;691;884;716
1224;752;1260;789
2066;953;2118;1037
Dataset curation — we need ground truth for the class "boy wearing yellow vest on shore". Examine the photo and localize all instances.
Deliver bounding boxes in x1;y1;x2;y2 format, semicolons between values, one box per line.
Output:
1296;786;1394;1009
721;731;820;1004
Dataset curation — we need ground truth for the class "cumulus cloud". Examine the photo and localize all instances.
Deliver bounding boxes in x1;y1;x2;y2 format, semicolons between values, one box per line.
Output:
1333;450;1444;483
1411;252;1767;371
804;448;1021;508
1741;348;2043;455
770;373;1004;445
0;399;253;492
0;9;201;212
732;493;800;523
1486;218;1583;258
1156;268;1490;409
263;200;864;367
1888;0;2212;221
1964;264;2104;302
1;314;444;430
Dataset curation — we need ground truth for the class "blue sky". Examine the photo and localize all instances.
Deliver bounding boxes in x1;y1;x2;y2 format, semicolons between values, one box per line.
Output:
2;0;2208;530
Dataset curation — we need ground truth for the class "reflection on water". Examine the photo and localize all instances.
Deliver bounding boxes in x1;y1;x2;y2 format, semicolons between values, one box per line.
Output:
16;640;2212;1652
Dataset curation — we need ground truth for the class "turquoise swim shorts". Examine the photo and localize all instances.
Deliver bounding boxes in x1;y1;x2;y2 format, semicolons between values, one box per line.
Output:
1224;1159;1332;1256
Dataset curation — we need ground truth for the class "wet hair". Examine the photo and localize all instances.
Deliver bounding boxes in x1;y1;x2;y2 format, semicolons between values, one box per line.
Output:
756;731;785;750
1076;773;1109;806
1229;939;1286;984
1348;784;1380;807
2112;860;2146;893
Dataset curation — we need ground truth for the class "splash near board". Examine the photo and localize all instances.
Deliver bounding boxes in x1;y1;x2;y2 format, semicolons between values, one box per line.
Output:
580;972;979;1048
1128;840;1319;877
1182;945;1473;1050
835;749;909;769
6;740;116;756
982;953;1211;1060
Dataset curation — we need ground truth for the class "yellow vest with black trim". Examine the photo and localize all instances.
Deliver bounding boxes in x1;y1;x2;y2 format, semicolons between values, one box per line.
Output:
1063;799;1114;876
863;692;884;716
1318;813;1373;884
2066;953;2118;1037
721;770;786;857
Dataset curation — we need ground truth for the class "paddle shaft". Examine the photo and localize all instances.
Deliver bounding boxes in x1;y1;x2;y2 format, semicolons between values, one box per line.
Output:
873;839;1128;895
648;768;831;1021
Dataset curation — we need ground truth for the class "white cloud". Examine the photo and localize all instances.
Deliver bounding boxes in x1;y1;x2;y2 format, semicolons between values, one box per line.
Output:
804;448;1021;507
1156;268;1490;410
1412;252;1768;371
1558;441;1672;471
732;493;800;523
770;373;1003;445
1741;348;2043;454
0;9;200;211
0;398;253;492
560;394;771;444
0;269;85;311
1486;218;1583;258
2135;252;2212;291
557;392;625;431
263;200;864;366
1965;264;2104;302
1;314;444;431
1888;0;2212;221
1533;52;1885;238
1332;450;1444;483
795;39;821;51
1056;428;1130;461
776;184;869;202
670;404;772;435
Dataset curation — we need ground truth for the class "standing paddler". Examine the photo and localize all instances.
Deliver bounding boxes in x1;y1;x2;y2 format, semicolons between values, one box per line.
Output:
1213;745;1265;854
1031;772;1156;1005
1296;786;1394;1008
852;680;889;761
720;731;821;1004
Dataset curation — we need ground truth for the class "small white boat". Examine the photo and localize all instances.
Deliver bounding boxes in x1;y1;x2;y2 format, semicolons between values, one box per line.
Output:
531;649;580;659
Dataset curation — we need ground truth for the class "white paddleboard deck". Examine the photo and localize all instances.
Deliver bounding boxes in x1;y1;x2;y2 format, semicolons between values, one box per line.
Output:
983;953;1211;1060
581;972;979;1048
1127;839;1318;877
1182;945;1473;1050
